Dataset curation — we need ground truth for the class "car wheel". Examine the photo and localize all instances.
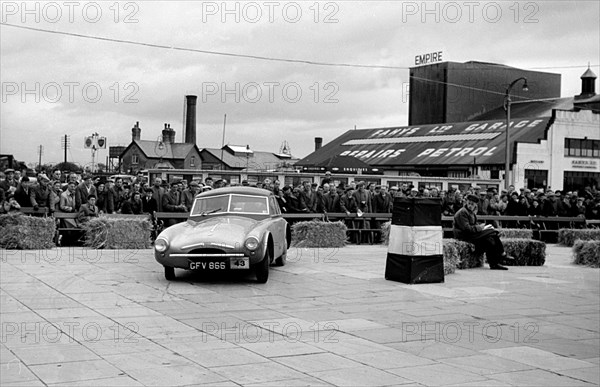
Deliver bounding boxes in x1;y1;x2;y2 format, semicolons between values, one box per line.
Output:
164;266;175;281
255;249;270;283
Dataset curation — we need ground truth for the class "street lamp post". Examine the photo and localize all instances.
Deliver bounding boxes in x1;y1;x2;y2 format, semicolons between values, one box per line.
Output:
504;77;528;190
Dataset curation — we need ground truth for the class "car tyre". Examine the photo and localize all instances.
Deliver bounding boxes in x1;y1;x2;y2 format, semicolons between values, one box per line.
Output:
164;266;175;281
255;249;270;283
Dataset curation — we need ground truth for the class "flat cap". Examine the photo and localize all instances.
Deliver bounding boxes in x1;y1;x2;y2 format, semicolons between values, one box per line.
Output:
466;194;480;203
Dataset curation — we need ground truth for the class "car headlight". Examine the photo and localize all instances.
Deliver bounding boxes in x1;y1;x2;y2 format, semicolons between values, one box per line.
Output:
155;238;169;253
244;237;259;251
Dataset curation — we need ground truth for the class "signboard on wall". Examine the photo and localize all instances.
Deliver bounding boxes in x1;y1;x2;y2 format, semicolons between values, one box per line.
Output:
570;159;599;171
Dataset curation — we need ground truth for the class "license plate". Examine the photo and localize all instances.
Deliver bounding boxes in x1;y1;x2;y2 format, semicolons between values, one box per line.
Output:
229;257;249;270
189;261;226;270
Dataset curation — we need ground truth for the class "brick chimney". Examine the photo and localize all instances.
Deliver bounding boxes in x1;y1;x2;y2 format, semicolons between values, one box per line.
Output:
184;95;197;144
315;137;323;151
131;121;141;141
162;123;176;143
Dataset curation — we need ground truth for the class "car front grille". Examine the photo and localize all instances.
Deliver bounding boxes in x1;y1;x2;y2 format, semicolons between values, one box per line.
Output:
170;248;245;260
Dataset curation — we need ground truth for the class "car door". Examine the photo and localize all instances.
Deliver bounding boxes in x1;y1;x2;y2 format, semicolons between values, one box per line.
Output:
268;195;286;256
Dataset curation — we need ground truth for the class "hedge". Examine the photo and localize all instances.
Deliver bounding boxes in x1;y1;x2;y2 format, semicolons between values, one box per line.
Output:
558;229;600;247
572;240;600;268
0;213;55;249
81;217;152;249
291;220;347;248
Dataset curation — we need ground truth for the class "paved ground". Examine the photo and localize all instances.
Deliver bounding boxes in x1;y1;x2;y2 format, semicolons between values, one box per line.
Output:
1;244;598;386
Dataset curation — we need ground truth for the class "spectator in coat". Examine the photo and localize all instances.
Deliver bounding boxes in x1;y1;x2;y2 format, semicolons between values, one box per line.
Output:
315;185;328;213
340;187;358;215
0;169;17;195
280;186;301;213
151;177;165;212
95;183;106;213
103;179;119;214
182;181;200;211
121;192;144;214
14;176;32;207
30;173;52;211
142;188;158;214
48;181;63;212
75;174;97;210
542;192;559;216
352;181;371;213
77;194;99;223
299;181;316;213
162;182;187;212
373;185;393;213
59;182;77;211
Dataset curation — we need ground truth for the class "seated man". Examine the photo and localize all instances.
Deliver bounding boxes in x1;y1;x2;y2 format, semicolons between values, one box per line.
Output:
77;194;99;224
453;194;513;270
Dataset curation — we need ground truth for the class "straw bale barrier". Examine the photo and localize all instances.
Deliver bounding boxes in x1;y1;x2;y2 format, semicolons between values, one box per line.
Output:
572;240;600;268
0;213;55;249
82;217;152;249
558;229;600;247
291;220;347;248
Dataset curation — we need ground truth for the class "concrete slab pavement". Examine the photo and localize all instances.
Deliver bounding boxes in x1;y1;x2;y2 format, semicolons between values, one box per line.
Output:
1;244;598;386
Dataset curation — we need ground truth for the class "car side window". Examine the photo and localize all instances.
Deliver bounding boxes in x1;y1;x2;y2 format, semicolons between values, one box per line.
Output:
269;196;279;215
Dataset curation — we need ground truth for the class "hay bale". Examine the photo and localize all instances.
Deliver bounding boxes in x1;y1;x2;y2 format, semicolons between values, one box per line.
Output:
498;228;533;239
558;229;600;247
442;240;460;275
502;238;546;266
443;239;484;269
572;240;600;268
0;213;55;249
291;220;347;248
82;217;152;249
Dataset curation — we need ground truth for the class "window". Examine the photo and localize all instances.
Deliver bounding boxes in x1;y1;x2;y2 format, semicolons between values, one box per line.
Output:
132;154;139;164
525;169;548;190
190;156;196;167
565;138;600;158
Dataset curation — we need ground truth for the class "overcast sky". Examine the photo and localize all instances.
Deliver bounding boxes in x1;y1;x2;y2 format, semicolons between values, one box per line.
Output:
1;1;599;169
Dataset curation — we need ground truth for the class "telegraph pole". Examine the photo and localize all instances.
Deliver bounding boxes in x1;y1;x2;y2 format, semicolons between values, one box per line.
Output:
61;135;70;163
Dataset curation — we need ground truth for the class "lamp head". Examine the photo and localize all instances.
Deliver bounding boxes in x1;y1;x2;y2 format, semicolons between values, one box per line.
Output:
522;79;529;92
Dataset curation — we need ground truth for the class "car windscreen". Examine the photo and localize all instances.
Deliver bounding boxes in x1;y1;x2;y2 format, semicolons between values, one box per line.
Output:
228;195;269;215
191;195;229;216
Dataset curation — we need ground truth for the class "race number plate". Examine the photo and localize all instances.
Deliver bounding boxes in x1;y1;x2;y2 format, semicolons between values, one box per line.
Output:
189;261;226;270
229;257;250;269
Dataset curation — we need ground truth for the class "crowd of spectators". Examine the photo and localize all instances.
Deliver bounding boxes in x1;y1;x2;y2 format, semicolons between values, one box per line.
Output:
256;174;600;221
1;168;599;221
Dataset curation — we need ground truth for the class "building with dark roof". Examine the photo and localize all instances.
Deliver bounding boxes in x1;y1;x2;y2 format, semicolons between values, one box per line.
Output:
120;122;203;172
297;66;599;191
200;144;298;171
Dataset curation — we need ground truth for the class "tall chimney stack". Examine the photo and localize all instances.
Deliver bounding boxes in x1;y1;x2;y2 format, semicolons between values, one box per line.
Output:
184;95;198;144
131;121;141;141
315;137;323;151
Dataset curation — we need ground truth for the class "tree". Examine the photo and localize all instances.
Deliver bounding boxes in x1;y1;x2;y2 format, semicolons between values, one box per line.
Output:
54;161;82;173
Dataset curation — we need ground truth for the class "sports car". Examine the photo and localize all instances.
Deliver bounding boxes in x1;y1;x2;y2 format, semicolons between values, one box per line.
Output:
154;187;291;283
